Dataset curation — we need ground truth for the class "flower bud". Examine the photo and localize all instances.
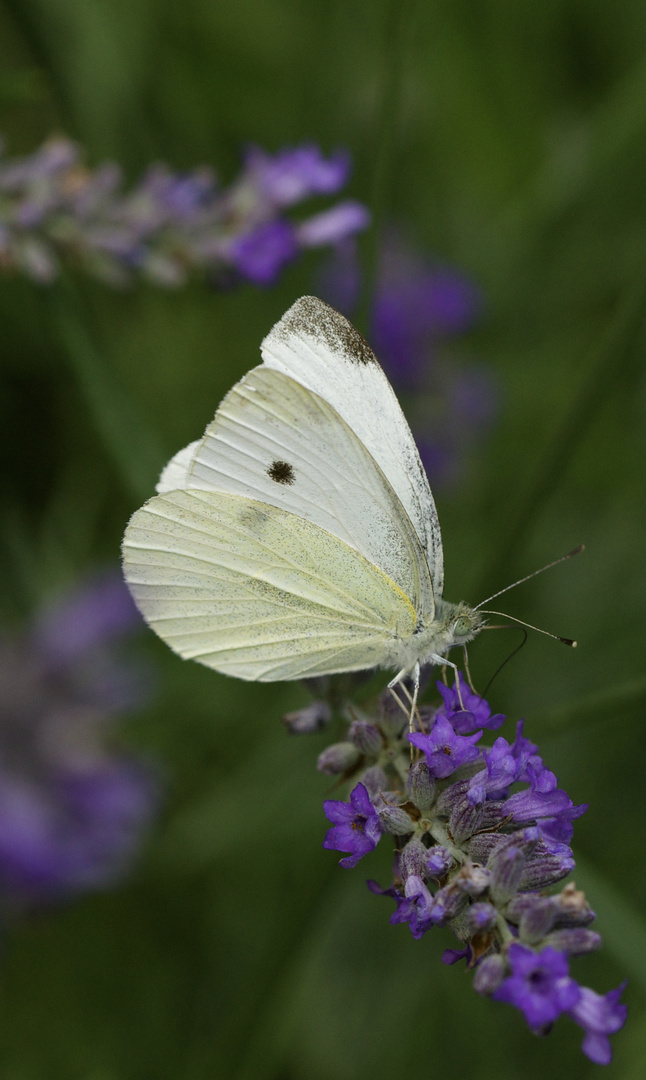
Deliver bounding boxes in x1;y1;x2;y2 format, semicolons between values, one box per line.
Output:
516;895;556;944
551;882;595;927
456;860;491;897
426;844;452;879
449;798;485;844
517;840;574;891
488;828;540;905
407;760;435;811
283;700;331;734
349;719;382;756
431;880;468;925
465;833;500;863
466;901;498;934
473;953;506;995
378;805;415;836
361;766;388;798
400;837;428;880
543;928;602;956
316;741;360;775
378;693;406;738
435;778;470;816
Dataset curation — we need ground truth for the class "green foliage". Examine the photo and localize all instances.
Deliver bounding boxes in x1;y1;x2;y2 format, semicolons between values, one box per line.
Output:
0;0;644;1076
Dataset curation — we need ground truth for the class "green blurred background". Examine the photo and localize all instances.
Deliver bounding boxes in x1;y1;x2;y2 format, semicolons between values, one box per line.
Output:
1;1;645;1077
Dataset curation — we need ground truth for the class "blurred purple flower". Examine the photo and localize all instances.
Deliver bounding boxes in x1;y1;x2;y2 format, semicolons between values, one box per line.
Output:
0;572;156;909
317;231;497;487
0;135;368;288
242;144;350;207
228;220;298;285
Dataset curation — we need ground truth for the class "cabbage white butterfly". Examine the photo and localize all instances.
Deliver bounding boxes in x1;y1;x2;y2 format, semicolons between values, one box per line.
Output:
122;297;483;689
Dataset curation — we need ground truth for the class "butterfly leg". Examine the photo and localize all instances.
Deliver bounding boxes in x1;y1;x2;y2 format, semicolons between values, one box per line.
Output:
387;682;412;724
388;663;421;733
428;654;465;709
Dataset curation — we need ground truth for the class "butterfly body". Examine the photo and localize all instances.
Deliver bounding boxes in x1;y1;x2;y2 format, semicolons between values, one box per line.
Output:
123;297;483;683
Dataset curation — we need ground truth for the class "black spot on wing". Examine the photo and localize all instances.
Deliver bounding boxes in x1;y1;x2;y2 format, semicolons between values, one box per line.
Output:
268;460;295;485
276;296;378;367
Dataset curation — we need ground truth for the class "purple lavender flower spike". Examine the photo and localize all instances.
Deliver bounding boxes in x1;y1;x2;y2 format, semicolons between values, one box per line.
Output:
568;982;628;1065
492;945;581;1030
315;675;627;1062
322;782;382;868
0;135;368;287
409;714;482;779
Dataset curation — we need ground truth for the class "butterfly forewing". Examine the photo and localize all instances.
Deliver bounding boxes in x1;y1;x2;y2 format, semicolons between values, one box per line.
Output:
122;489;418;681
261;296;444;598
180;366;433;616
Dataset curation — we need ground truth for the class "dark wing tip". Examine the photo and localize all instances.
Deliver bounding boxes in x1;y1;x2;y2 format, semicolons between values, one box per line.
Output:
266;295;378;367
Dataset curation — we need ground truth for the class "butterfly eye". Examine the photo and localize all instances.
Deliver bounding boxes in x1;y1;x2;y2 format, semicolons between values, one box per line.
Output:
454;616;472;638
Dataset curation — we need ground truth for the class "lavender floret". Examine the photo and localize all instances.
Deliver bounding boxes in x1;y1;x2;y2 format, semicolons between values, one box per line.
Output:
322;783;382;868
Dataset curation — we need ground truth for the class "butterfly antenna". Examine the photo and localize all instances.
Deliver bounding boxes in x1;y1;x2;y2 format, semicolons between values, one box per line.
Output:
481;628;529;696
478;609;577;647
475;545;585;610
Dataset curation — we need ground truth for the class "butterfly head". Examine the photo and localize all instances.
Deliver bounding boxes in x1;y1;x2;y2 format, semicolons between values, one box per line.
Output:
450;603;484;645
397;601;484;674
427;599;484;657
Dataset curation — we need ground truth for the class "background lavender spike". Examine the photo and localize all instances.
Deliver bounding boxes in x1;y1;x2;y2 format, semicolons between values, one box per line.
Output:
0;136;369;288
0;572;157;910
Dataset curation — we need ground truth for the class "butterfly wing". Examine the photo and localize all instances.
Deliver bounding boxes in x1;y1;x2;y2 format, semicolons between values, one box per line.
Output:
156;440;200;493
122;489;417;680
172;365;433;617
260;296;445;597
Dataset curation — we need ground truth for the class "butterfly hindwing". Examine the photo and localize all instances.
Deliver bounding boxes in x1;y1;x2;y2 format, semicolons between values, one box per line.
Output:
122;489;418;681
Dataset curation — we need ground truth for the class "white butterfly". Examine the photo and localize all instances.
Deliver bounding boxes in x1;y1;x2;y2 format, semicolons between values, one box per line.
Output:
122;296;483;692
